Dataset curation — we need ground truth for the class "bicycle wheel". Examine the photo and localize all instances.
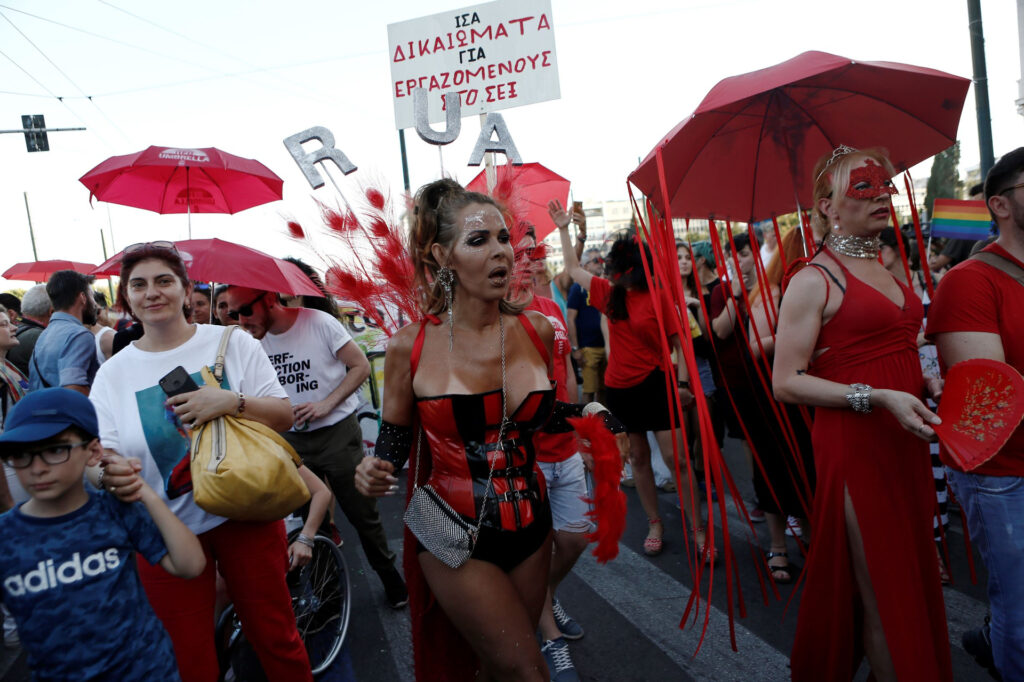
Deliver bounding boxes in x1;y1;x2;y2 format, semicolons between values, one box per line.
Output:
287;529;351;675
215;531;350;680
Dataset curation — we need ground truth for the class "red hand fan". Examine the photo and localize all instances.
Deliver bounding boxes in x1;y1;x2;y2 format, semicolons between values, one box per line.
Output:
933;358;1024;471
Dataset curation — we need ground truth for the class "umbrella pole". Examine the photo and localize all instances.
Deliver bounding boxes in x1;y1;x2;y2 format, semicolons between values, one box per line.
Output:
186;166;192;239
794;197;809;257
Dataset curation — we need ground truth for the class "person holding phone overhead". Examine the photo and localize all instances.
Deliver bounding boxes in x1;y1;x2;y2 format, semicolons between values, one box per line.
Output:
87;241;330;682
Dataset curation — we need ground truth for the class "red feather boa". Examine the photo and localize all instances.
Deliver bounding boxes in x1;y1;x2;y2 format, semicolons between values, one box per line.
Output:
567;414;626;563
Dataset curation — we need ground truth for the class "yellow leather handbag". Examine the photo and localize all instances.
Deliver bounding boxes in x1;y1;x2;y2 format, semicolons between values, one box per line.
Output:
190;326;310;521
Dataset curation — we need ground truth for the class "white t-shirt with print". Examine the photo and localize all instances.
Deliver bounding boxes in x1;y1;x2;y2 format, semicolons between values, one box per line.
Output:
89;324;288;535
259;308;362;432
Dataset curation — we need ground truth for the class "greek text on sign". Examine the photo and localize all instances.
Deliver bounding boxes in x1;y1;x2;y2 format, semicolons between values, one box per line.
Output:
387;0;560;130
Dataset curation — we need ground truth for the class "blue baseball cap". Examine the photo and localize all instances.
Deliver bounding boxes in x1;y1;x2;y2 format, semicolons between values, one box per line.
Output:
0;388;99;450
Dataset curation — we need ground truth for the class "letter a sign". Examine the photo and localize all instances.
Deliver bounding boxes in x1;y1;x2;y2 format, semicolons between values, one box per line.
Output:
387;0;560;131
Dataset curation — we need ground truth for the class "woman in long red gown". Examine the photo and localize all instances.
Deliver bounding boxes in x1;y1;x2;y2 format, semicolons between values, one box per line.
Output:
773;146;951;681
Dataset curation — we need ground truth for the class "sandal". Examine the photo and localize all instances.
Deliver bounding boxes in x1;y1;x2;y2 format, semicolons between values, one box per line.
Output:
766;550;795;585
644;518;664;556
694;526;718;565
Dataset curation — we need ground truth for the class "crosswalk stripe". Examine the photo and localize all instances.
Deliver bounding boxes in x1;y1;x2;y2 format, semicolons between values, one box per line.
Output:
573;544;792;681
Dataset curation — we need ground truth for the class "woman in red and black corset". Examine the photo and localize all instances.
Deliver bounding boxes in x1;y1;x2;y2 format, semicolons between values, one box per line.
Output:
355;179;623;680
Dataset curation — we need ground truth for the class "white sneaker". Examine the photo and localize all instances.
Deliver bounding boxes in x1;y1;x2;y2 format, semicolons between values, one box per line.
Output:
784;516;803;537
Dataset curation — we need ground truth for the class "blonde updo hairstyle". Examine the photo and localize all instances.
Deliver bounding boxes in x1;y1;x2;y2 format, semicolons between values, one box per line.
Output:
410;178;524;316
811;146;897;230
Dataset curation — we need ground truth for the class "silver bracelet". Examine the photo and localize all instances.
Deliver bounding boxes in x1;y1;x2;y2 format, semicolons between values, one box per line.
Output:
95;466;106;490
296;533;316;548
845;383;873;413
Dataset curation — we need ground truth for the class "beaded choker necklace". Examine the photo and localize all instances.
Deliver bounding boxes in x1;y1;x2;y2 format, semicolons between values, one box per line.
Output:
826;232;881;259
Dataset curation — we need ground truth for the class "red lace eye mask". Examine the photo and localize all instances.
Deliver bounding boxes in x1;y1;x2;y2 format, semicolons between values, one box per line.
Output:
845;160;898;200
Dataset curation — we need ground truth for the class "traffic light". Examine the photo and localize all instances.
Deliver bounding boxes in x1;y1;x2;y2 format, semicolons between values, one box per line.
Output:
22;115;48;152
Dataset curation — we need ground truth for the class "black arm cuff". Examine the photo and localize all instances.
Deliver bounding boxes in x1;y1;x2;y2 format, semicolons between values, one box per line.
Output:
376;420;413;470
544;401;627;435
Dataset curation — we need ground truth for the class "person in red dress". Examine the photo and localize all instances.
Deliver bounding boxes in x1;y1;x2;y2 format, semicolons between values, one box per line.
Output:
773;146;951;681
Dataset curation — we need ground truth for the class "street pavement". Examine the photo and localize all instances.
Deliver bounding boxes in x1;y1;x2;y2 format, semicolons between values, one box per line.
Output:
336;435;995;682
0;435;995;681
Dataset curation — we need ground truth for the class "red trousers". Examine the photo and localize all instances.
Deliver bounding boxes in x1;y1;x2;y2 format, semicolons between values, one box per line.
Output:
138;519;312;682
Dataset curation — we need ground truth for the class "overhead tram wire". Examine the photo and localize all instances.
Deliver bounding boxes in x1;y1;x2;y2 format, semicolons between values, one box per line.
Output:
1;2;360;111
0;9;131;146
0;89;57;97
0;45;114;150
94;0;343;107
0;4;248;78
82;52;381;100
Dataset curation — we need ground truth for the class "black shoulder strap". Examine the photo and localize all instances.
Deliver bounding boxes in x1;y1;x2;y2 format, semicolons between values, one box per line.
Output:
31;353;52;388
970;250;1024;287
806;262;846;293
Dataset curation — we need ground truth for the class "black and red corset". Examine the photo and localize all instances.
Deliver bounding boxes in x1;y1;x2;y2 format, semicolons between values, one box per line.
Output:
415;387;555;532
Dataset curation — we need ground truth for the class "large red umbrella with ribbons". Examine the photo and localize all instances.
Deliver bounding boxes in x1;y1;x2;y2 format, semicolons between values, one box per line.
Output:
79;146;284;237
466;162;571;241
92;238;322;297
629;51;971;222
2;260;98;282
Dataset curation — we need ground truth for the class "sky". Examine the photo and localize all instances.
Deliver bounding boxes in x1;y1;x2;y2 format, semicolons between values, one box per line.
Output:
1;0;1021;287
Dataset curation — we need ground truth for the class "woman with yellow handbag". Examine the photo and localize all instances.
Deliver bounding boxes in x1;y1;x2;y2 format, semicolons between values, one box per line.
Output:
88;241;329;682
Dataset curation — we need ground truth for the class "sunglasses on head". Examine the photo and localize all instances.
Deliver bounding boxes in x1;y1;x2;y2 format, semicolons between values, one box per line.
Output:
124;240;177;254
227;292;265;321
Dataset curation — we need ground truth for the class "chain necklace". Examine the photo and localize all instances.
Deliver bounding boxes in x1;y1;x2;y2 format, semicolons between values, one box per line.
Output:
410;314;508;546
826;232;881;259
476;314;509;536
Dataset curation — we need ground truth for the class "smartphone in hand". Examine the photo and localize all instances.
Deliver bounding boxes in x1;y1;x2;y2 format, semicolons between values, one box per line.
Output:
159;366;199;397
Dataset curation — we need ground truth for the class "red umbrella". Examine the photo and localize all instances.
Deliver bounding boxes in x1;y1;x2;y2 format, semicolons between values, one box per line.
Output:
92;239;323;297
629;51;971;222
79;146;284;236
3;260;98;282
466;162;571;241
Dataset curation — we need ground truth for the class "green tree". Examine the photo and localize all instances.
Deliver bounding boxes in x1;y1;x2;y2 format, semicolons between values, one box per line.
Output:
924;142;962;219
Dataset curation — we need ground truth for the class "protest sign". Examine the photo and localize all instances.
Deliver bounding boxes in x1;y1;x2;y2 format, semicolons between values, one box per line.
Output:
388;0;560;130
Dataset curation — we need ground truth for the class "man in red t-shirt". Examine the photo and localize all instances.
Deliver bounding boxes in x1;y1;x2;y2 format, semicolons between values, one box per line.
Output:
926;146;1024;681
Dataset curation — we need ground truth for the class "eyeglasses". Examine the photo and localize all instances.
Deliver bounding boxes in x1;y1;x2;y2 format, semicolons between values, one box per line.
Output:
998;182;1024;196
124;241;177;254
3;441;92;469
227;292;265;320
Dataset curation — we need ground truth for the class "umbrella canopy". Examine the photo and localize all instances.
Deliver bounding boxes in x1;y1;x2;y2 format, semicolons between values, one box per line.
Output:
466;162;571;241
629;51;971;222
2;260;98;283
92;238;323;297
79;146;283;216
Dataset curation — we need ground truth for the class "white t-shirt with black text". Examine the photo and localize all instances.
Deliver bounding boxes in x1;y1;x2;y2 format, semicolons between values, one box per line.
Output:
259;308;363;432
90;324;288;535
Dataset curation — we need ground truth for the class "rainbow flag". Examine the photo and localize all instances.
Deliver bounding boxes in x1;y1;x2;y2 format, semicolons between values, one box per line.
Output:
931;199;991;240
